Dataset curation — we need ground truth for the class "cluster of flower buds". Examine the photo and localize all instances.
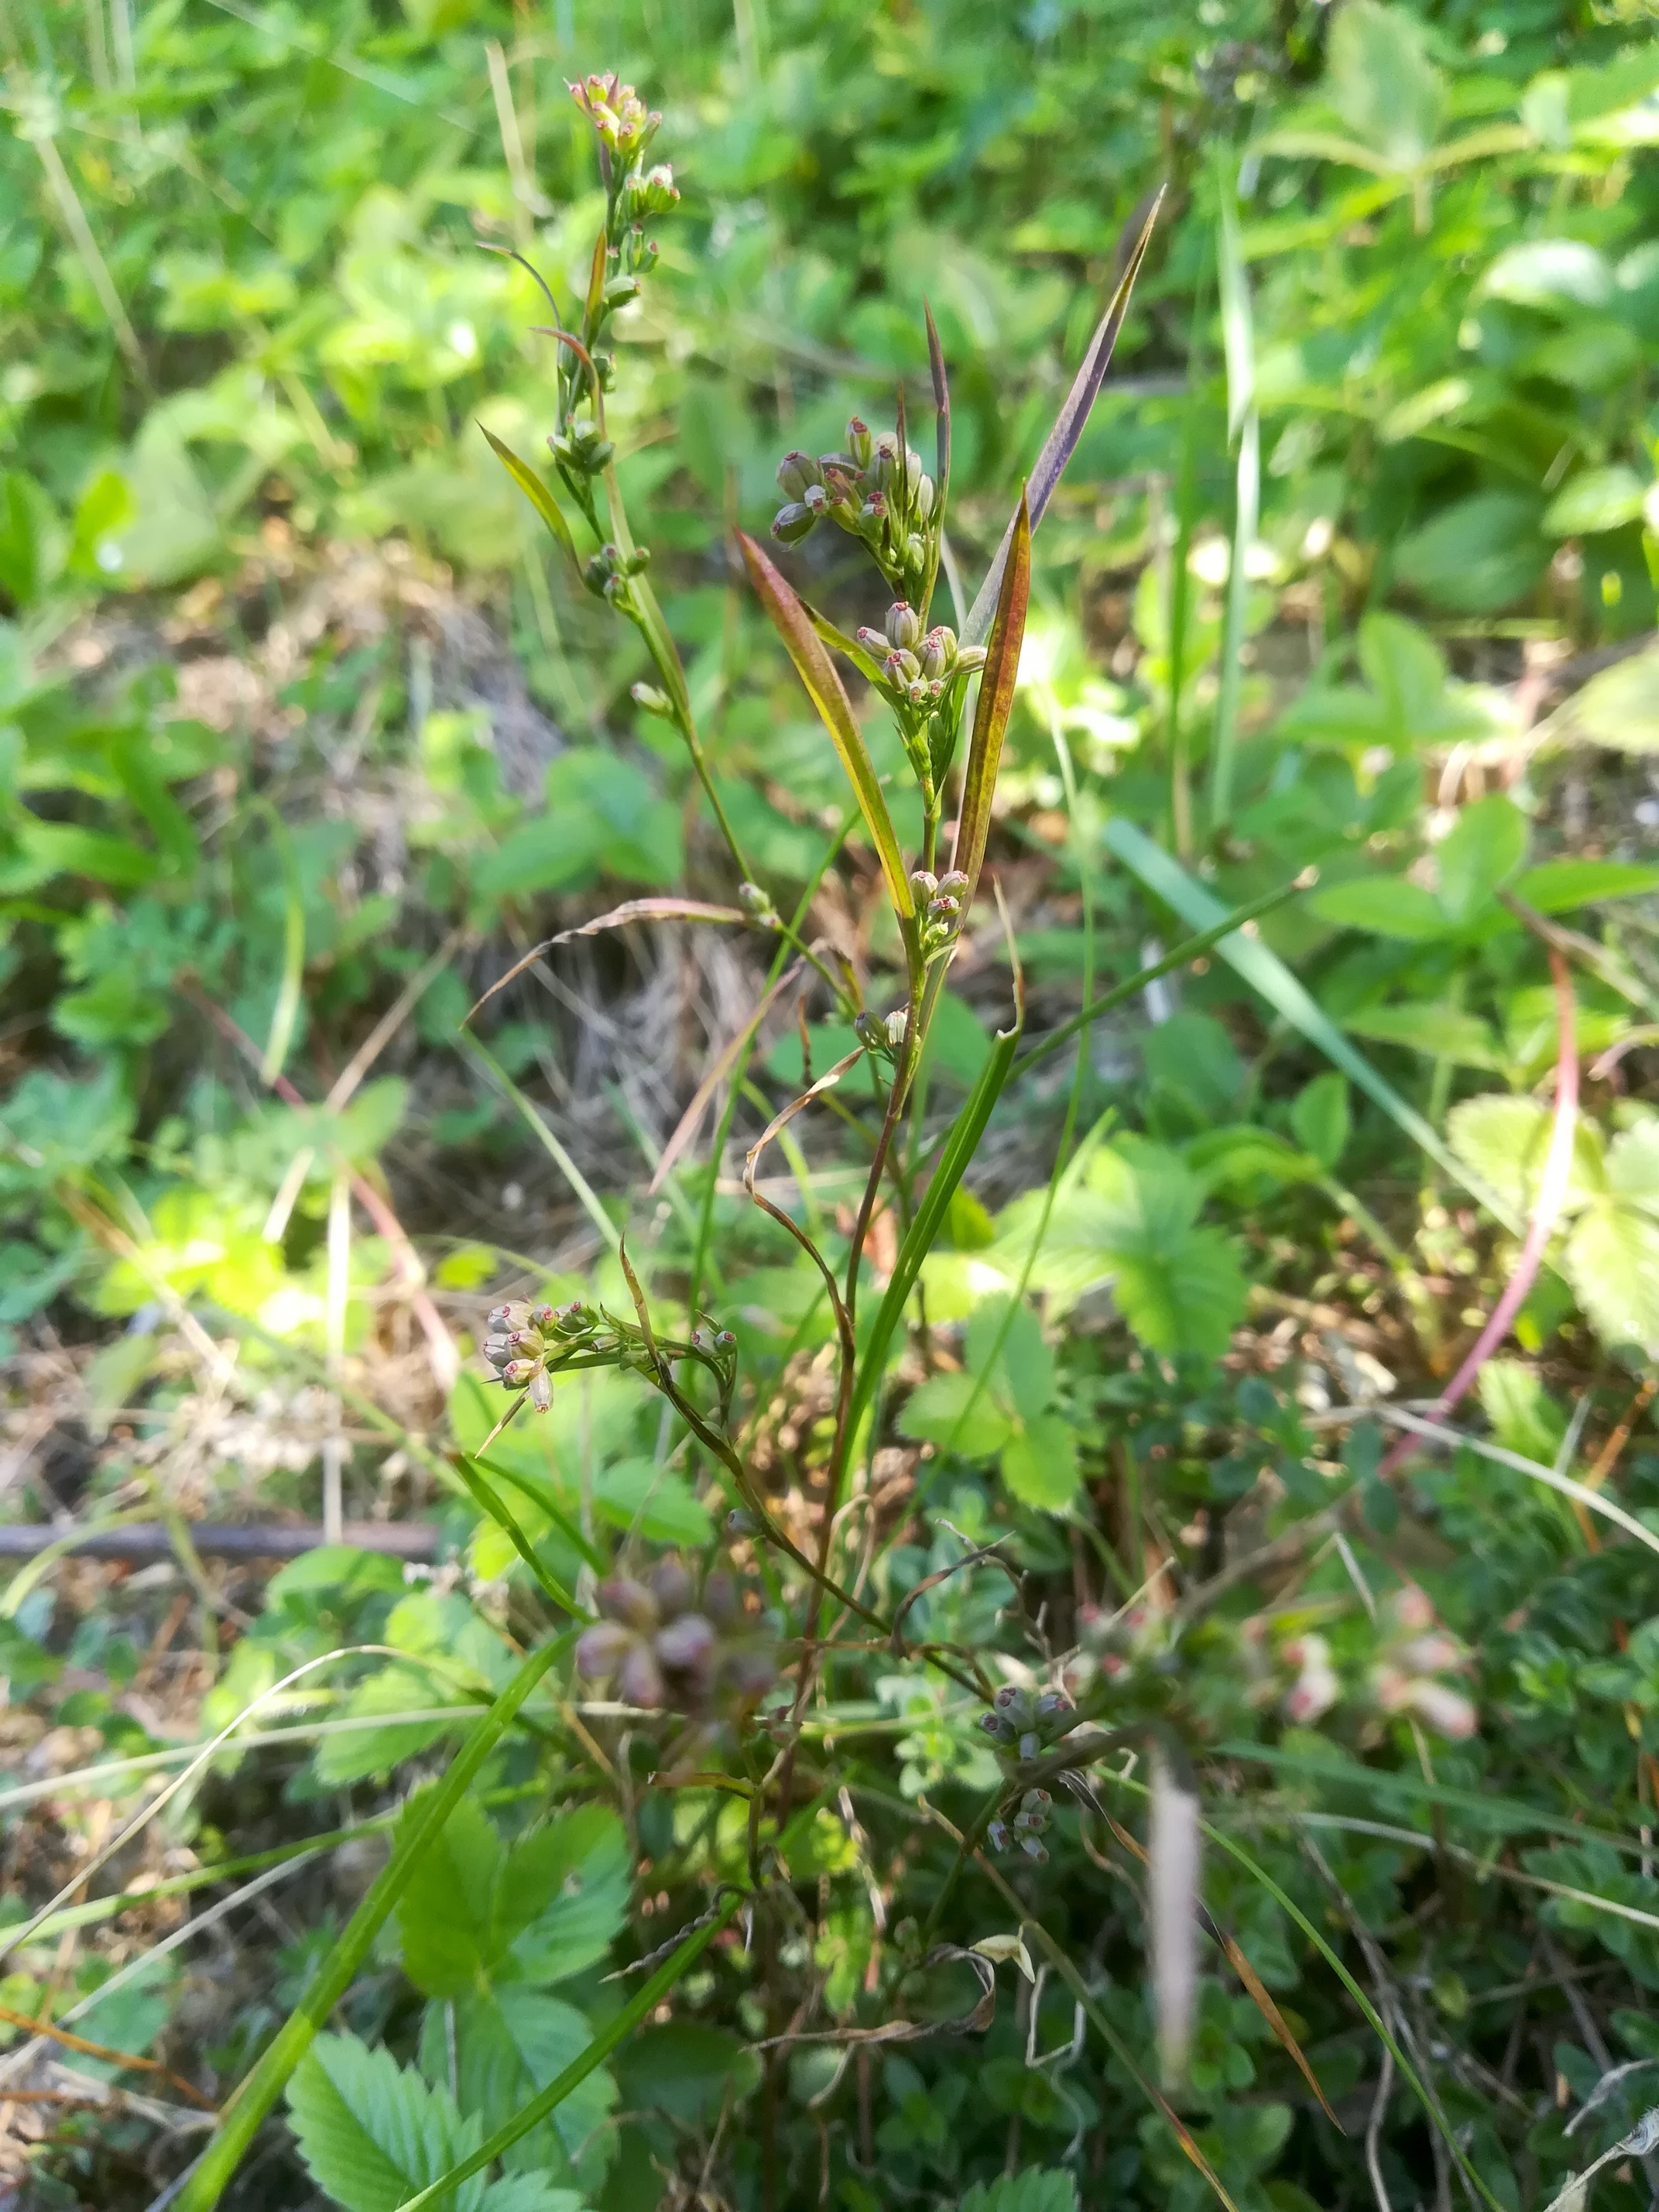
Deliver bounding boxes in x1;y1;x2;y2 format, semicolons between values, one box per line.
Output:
550;417;615;482
568;73;660;162
623;163;679;221
988;1788;1054;1864
979;1682;1079;1764
855;606;985;717
770;420;937;592
909;868;970;959
482;1298;602;1412
1370;1586;1476;1740
686;1323;739;1375
853;1007;910;1066
575;1556;776;1713
581;540;650;604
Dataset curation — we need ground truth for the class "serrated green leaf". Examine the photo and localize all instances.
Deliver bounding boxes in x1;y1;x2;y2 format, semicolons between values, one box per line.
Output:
1447;1092;1605;1216
1000;1412;1080;1512
1112;1223;1247;1361
504;1806;631;1985
965;1292;1053;1424
444;1987;616;2194
1477;1360;1568;1466
1565;1202;1659;1356
1308;876;1448;939
1290;1072;1351;1171
1185;1125;1320;1195
287;2033;485;2212
1345;1003;1506;1069
1434;794;1528;923
397;1797;506;1996
1513;859;1659;912
316;1666;456;1787
960;2168;1080;2212
898;1370;1015;1458
1606;1113;1659;1216
398;1800;629;1997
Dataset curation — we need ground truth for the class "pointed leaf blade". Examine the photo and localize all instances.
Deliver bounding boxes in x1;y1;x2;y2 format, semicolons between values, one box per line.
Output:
738;531;913;922
479;427;578;570
962;193;1162;646
950;492;1030;903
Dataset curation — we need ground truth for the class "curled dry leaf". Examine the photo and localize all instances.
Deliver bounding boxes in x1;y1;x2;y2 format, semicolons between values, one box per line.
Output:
464;899;751;1026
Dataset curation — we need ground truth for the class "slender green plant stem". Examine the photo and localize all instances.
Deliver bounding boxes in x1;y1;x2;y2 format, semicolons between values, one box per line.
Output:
172;1631;574;2212
1009;877;1303;1082
685;813;853;1319
1208;151;1258;828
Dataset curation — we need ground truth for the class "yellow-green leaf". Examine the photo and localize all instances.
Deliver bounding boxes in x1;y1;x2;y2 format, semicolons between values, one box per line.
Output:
479;424;578;571
737;530;913;924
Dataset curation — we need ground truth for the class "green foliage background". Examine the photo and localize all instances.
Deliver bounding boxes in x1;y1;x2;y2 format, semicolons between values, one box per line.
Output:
7;2;1659;2210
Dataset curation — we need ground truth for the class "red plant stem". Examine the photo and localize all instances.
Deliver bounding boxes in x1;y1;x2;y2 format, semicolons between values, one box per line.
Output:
1378;945;1577;1479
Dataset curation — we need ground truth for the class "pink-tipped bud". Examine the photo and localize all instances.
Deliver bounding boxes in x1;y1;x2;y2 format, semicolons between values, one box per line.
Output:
884;601;920;650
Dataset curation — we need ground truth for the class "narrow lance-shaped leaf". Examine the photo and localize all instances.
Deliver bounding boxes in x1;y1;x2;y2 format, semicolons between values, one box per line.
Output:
1102;818;1527;1234
479;425;579;573
738;531;915;925
949;490;1030;906
962;191;1163;646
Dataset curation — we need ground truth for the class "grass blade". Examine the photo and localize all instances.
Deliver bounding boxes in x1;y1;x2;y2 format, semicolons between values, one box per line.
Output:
392;1890;745;2211
257;803;305;1086
1208;153;1259;825
1096;1765;1510;2212
949;491;1029;905
962;193;1162;647
1102;819;1524;1233
451;1452;590;1617
842;996;1025;1462
462;1036;621;1251
1012;880;1305;1082
481;424;580;572
171;1631;574;2211
738;530;916;930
